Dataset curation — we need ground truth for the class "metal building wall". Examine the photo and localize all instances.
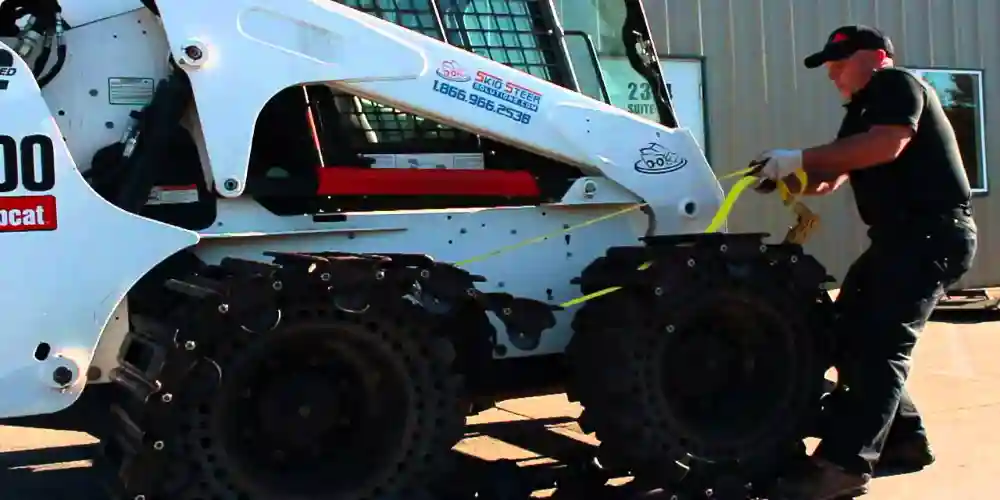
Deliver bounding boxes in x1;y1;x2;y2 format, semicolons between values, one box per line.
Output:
639;0;1000;288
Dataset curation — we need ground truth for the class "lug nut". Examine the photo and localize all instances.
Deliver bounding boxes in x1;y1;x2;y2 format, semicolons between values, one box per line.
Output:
52;367;73;386
184;45;202;60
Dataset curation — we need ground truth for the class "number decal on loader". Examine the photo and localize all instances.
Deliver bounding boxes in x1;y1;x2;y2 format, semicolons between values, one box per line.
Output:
0;134;58;232
0;134;56;192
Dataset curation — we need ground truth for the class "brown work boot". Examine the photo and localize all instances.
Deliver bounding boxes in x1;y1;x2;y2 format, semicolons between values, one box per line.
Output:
770;457;871;500
877;438;936;472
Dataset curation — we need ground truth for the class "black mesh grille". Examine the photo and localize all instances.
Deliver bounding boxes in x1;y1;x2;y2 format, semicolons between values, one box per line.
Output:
330;0;562;150
341;0;446;39
440;0;559;81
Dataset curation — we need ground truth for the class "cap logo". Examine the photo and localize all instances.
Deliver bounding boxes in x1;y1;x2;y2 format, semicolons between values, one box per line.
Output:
831;33;849;43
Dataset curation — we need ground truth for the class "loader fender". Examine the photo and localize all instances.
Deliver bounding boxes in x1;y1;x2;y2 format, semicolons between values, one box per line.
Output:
0;43;199;420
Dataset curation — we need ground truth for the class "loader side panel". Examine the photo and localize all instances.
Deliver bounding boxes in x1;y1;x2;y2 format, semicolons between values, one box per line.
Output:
0;43;199;419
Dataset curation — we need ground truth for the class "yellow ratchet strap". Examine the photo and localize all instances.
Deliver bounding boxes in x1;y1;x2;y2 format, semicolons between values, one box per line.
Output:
451;167;811;308
557;168;811;308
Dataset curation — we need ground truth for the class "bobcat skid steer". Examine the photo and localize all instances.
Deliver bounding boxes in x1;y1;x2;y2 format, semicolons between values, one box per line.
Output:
0;0;839;498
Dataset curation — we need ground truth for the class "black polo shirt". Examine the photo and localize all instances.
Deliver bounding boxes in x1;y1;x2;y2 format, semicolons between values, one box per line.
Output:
837;67;972;228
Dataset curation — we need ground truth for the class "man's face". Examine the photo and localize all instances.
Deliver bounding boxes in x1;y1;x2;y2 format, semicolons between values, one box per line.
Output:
825;50;878;99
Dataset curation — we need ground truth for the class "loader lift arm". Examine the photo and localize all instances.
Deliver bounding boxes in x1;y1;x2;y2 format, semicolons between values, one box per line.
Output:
240;0;697;219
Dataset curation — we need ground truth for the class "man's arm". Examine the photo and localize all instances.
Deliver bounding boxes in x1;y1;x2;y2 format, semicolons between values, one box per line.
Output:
801;70;926;178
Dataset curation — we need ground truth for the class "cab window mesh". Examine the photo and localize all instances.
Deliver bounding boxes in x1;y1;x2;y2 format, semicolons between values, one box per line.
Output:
332;0;561;149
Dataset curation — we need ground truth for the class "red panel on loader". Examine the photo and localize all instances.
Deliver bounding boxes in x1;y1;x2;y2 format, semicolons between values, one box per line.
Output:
315;167;542;197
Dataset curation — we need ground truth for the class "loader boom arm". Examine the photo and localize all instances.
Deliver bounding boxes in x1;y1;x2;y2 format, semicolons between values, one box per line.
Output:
156;0;724;235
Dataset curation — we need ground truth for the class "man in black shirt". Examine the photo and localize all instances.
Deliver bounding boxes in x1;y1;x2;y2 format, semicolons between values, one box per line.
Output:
750;25;978;499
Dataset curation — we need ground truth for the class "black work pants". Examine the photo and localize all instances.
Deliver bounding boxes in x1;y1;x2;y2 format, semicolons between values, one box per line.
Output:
813;215;977;475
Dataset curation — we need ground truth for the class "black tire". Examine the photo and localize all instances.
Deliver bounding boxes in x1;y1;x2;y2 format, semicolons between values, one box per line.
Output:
566;239;835;495
118;299;465;500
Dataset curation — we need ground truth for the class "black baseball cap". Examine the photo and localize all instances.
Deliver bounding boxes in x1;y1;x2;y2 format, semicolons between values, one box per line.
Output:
804;25;895;68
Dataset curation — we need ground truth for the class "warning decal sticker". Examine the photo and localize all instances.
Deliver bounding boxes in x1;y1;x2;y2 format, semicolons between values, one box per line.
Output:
108;77;156;105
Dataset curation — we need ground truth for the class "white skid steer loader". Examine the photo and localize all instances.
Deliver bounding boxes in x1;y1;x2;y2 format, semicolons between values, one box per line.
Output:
0;0;839;498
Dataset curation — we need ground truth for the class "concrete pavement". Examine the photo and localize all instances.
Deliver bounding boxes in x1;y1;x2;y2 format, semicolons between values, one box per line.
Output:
2;314;998;499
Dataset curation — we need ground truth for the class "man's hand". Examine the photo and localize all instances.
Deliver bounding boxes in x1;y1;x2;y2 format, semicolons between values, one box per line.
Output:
753;149;804;180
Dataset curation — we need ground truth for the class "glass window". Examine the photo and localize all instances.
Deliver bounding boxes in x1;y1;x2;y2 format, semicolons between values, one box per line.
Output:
555;0;671;126
912;69;988;193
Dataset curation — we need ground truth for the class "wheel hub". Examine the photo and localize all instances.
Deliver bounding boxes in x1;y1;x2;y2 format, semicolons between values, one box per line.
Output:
253;369;355;452
660;293;797;448
195;325;412;497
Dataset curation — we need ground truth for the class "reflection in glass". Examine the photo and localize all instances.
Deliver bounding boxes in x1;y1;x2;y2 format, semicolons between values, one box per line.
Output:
914;69;987;192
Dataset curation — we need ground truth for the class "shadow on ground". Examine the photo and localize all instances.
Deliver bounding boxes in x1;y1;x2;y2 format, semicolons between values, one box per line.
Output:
0;443;106;500
930;308;1000;324
0;417;647;500
0;416;711;500
2;416;919;499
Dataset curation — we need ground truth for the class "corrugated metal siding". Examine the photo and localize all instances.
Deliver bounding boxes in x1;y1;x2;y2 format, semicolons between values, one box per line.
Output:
640;0;1000;288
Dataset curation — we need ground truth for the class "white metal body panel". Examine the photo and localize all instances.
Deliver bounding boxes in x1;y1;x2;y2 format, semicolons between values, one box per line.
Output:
0;43;199;419
154;0;724;236
192;200;652;357
57;0;145;28
35;8;172;174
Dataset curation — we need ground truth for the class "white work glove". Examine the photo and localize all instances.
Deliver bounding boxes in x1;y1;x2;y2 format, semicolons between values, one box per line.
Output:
753;149;803;180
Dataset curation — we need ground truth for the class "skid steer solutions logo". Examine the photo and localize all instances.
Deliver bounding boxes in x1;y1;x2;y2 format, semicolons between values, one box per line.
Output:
634;142;688;174
0;48;15;90
436;60;471;82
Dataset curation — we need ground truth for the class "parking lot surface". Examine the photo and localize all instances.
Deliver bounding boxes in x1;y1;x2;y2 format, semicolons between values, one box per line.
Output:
2;313;998;499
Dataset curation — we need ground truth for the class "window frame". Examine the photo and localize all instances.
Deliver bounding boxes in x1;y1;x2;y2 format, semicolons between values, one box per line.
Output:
594;54;710;161
909;67;989;195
